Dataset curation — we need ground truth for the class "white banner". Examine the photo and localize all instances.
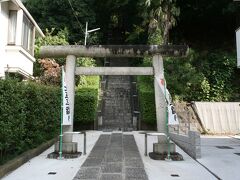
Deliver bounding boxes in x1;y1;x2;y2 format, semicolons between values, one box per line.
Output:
155;76;171;103
168;104;179;125
62;67;71;125
155;76;179;125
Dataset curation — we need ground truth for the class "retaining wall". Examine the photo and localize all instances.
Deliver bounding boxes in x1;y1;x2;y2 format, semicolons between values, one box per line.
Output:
0;138;57;179
169;131;201;159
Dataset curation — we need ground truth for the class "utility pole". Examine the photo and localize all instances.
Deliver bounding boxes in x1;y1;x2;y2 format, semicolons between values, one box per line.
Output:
84;22;100;46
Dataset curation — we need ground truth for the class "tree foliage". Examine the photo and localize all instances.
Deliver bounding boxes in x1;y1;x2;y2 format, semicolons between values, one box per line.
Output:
165;50;239;102
172;0;240;48
142;0;179;44
34;28;69;78
24;0;96;43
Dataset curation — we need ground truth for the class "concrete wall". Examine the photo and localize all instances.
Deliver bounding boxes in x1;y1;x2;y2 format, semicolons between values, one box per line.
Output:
193;102;240;134
169;131;201;159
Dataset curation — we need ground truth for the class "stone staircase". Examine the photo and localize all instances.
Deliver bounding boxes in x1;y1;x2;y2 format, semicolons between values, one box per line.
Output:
98;58;134;131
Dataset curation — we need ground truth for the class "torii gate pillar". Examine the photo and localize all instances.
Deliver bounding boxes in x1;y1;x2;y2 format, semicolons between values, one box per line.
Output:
62;55;76;142
153;55;176;153
153;55;166;137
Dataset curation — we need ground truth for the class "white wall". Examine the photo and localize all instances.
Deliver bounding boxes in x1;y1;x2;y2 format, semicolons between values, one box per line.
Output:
0;2;36;78
0;2;9;77
5;47;34;75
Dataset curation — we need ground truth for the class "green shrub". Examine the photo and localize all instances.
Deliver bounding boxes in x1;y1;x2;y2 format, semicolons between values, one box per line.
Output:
24;83;60;146
74;76;99;124
0;79;60;165
137;76;156;125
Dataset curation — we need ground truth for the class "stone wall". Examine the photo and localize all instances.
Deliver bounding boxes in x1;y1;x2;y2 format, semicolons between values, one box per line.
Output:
169;131;201;159
173;102;205;134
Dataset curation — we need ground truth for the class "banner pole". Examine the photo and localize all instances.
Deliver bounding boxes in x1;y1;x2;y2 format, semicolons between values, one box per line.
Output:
59;66;64;159
164;79;170;160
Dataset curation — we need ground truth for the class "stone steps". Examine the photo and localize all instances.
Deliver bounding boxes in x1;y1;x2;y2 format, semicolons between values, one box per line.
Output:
99;58;135;131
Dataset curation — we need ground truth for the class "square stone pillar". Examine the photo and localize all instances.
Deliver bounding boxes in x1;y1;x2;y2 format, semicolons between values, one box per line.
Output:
53;55;77;155
153;55;167;143
153;55;176;155
65;55;76;133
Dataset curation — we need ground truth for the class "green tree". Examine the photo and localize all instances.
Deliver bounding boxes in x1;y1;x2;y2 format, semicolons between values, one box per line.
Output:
24;0;97;43
34;28;69;77
93;0;145;44
173;0;240;48
196;51;237;101
142;0;179;44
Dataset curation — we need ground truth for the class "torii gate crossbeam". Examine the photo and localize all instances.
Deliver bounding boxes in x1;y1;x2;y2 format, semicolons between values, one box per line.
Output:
40;45;188;58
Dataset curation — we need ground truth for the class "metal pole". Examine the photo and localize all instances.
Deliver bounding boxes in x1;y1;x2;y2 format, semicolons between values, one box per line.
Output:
145;133;147;156
59;66;64;159
164;79;171;160
188;110;190;132
83;131;86;155
84;22;88;46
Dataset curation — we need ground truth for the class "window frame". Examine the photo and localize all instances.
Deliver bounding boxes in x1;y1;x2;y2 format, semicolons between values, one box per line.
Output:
8;10;17;45
21;13;34;55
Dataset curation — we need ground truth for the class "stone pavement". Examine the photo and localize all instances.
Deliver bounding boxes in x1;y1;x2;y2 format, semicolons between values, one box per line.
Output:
198;135;240;180
73;133;148;180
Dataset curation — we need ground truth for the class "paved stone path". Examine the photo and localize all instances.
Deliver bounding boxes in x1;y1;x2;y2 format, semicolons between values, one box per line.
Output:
73;133;148;180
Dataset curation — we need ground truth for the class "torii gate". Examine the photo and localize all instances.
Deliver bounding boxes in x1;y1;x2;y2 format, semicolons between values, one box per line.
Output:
40;45;188;154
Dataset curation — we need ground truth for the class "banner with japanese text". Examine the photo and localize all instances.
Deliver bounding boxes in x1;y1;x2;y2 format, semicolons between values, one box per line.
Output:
155;76;179;125
62;67;71;125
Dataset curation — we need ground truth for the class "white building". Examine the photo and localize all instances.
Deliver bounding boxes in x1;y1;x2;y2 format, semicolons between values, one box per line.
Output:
0;0;44;79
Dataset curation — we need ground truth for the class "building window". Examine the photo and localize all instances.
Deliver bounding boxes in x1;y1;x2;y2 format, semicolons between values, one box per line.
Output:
21;14;34;54
8;11;17;45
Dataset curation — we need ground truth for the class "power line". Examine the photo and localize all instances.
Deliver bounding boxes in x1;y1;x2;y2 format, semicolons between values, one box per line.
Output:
66;0;85;34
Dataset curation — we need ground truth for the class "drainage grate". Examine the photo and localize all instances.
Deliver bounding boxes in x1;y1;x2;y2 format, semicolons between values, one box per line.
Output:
171;174;180;177
234;153;240;156
215;146;233;149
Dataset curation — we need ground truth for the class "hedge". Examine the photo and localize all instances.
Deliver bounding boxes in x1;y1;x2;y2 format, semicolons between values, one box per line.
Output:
74;76;99;124
0;79;60;165
137;76;156;125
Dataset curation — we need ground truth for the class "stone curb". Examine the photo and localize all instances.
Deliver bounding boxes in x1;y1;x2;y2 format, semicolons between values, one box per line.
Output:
0;137;58;179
